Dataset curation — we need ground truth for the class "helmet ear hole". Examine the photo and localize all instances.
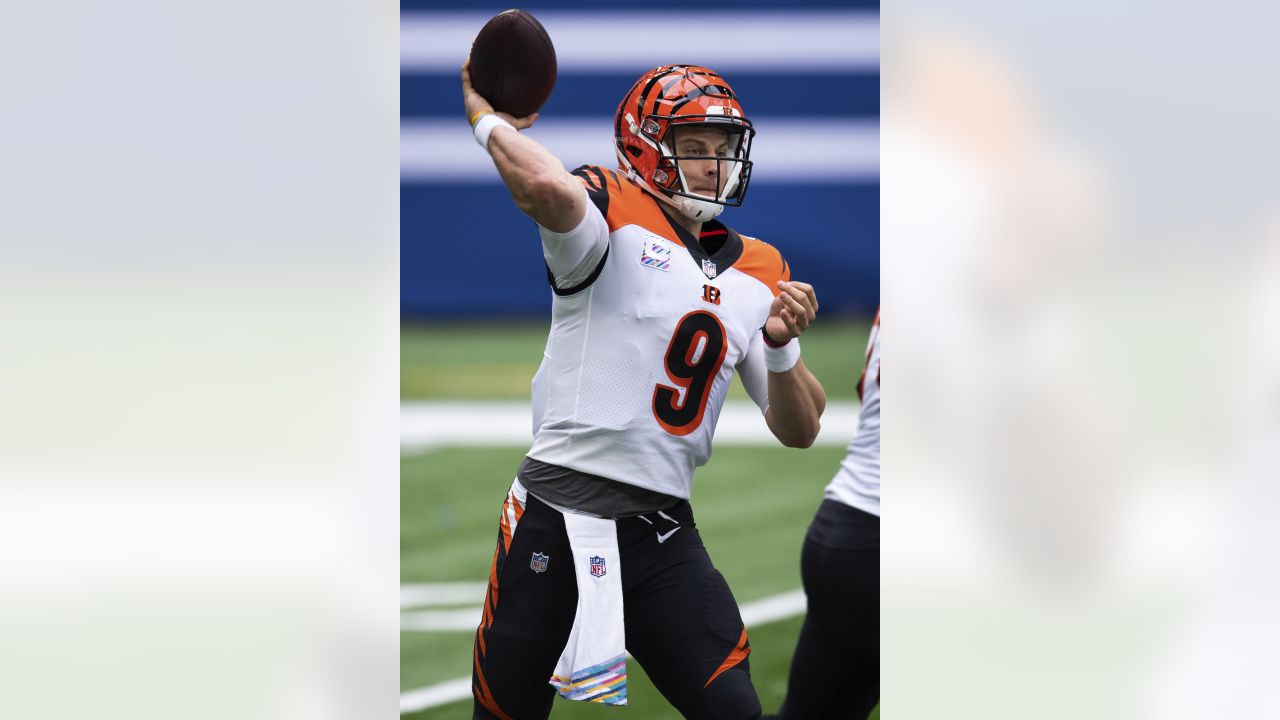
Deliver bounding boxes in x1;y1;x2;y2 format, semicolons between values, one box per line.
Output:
626;146;642;158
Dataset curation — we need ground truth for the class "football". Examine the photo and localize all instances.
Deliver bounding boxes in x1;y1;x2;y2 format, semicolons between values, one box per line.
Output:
469;10;557;118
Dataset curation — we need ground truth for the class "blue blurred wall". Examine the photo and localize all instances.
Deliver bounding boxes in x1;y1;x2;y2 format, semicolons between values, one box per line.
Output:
401;1;879;319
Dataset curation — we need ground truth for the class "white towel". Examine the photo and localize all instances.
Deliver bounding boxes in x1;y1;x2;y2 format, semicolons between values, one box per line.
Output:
548;510;628;705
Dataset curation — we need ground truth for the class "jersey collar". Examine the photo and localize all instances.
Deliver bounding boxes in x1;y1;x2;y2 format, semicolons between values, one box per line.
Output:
659;207;745;276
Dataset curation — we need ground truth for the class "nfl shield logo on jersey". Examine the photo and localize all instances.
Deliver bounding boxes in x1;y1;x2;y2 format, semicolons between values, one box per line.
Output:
530;552;549;574
701;258;717;279
589;555;607;578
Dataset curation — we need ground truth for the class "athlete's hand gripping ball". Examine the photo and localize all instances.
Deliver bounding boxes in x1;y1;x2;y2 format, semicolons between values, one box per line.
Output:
764;280;819;343
461;59;539;131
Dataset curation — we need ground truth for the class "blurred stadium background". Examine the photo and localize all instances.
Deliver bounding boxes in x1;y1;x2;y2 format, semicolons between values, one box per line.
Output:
401;1;878;717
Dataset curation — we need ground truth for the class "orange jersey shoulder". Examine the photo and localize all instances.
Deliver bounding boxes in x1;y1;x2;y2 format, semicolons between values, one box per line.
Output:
733;234;791;296
570;165;681;243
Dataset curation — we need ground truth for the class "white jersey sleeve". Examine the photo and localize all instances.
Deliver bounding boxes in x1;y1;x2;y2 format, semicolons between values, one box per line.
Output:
825;309;881;516
736;328;771;414
537;183;609;289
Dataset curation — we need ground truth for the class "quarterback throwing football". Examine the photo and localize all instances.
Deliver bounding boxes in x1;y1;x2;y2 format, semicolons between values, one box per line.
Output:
463;61;827;720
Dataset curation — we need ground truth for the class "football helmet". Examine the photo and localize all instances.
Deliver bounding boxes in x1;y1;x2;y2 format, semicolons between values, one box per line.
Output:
614;65;755;222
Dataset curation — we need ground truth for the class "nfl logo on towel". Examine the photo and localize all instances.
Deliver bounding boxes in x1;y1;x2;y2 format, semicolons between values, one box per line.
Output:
589;555;607;578
530;552;549;574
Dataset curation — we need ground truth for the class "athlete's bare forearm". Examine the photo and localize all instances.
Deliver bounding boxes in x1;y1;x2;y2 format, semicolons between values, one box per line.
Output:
461;60;584;232
487;130;586;232
765;359;826;448
760;280;824;447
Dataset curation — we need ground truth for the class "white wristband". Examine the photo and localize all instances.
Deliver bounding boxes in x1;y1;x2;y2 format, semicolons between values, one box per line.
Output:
472;113;514;151
764;337;801;373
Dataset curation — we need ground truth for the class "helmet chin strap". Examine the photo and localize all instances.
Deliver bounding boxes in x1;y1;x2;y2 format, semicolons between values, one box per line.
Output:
674;195;724;222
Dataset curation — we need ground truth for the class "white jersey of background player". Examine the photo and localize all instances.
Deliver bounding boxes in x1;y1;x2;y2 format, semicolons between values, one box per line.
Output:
826;308;881;515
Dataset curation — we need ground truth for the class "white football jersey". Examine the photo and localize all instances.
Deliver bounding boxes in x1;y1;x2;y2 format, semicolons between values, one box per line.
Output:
527;165;790;499
825;309;880;516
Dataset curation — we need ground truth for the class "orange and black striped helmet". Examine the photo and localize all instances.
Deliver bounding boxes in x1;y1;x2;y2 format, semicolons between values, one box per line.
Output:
614;64;755;222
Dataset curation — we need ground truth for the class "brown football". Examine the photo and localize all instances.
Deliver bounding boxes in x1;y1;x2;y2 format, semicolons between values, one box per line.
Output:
469;9;557;118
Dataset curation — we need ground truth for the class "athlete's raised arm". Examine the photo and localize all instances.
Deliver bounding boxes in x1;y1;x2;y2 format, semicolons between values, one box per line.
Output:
461;59;587;233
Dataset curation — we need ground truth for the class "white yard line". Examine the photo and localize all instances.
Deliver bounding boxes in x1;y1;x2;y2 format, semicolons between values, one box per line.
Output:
401;582;488;609
399;678;474;716
401;400;860;452
399;586;808;714
401;607;482;632
739;589;807;627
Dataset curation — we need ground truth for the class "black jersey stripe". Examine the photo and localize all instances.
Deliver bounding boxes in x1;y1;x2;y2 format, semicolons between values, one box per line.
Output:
571;165;611;218
546;246;610;297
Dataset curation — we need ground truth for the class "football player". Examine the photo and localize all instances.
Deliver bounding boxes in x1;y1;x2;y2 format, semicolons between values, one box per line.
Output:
768;309;880;720
463;61;827;720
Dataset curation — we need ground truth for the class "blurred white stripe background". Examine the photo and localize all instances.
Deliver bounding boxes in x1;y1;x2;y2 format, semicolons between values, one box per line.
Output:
883;3;1280;719
0;1;399;718
400;11;880;72
400;118;880;182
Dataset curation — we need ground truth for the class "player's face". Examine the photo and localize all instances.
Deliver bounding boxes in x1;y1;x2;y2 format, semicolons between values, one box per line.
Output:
668;125;738;199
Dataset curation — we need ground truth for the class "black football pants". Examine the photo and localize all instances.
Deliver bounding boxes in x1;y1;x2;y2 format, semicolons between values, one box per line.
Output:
776;500;880;720
473;491;762;720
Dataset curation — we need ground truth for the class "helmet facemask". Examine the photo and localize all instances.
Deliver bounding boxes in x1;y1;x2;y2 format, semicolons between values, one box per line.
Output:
657;122;754;222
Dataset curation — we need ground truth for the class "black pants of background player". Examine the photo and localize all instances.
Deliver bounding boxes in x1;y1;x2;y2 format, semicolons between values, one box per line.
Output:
773;500;879;720
473;493;761;720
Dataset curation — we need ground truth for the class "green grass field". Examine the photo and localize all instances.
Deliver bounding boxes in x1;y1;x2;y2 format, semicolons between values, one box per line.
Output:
401;320;877;719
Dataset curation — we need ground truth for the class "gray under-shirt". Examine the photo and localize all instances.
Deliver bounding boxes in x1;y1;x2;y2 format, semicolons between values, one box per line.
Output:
518;456;683;518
